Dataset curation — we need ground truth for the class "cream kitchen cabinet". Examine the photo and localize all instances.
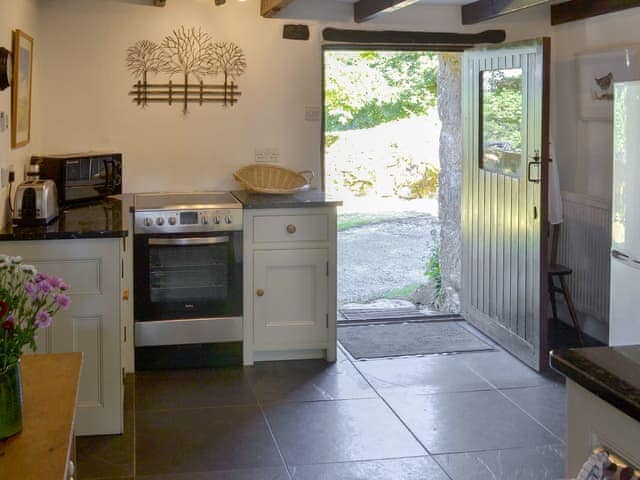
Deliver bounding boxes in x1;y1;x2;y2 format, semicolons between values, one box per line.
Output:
243;207;337;365
2;238;124;436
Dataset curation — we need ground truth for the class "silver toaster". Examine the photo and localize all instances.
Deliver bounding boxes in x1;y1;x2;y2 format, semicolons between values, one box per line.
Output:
13;179;59;226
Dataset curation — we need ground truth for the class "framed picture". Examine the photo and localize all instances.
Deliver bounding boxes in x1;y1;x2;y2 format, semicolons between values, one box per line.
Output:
577;47;640;121
11;29;33;148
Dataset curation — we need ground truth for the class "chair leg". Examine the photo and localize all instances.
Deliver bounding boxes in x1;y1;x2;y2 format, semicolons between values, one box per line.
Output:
548;275;559;321
559;276;585;347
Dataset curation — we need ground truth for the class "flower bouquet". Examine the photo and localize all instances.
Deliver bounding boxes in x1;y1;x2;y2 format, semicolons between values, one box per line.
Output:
0;255;71;439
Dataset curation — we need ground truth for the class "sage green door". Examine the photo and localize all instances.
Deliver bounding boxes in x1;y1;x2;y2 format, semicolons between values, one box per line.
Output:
461;39;550;371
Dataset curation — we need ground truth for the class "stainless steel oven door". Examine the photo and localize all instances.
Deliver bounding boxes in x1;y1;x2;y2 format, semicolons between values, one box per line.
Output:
133;231;242;346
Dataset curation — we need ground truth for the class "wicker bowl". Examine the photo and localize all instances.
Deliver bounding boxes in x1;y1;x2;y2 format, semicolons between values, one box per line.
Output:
234;164;314;194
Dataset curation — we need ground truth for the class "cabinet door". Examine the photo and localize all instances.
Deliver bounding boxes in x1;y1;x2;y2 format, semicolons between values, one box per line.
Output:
253;249;328;346
4;239;122;436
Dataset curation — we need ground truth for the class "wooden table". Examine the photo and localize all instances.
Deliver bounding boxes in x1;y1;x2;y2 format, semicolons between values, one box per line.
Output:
0;353;82;480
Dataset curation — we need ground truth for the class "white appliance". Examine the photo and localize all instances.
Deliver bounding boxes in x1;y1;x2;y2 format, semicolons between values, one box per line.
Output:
610;81;640;346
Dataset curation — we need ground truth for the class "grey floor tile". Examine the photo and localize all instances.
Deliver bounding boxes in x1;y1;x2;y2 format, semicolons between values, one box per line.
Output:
137;467;290;479
356;355;493;395
435;445;566;480
77;377;134;479
459;351;564;389
386;390;559;454
136;367;257;411
290;456;449;480
136;405;283;476
247;358;376;403
502;384;567;442
264;398;425;465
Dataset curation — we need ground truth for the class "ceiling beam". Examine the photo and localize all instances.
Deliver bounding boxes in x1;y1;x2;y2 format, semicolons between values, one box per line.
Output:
261;0;296;17
461;0;547;25
354;0;420;23
551;0;640;25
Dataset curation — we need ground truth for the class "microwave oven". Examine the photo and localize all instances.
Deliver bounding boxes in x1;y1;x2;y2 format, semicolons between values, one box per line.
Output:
31;152;122;207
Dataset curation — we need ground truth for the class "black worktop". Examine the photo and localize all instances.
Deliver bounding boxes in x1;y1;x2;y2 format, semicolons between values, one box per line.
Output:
550;346;640;423
0;196;129;241
232;189;342;209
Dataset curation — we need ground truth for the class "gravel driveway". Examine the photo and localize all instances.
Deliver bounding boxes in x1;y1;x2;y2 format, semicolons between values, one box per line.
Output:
338;214;440;305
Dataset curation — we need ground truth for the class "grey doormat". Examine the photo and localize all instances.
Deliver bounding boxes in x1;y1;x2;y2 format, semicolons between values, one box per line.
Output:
338;321;495;359
340;306;432;322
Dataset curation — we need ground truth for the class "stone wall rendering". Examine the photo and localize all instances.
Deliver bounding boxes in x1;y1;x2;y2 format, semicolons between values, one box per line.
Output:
437;53;462;313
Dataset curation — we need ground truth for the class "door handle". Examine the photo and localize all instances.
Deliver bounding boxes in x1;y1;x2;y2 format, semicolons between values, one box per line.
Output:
612;249;630;260
527;150;541;184
256;289;265;297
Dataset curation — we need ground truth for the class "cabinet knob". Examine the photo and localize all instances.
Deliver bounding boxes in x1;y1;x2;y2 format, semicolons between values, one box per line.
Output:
256;289;265;297
286;224;297;234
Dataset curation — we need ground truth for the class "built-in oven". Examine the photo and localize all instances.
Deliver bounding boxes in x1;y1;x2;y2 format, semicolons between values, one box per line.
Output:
133;192;243;349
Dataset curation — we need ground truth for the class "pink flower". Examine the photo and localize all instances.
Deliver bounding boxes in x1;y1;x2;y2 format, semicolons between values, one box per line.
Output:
48;276;63;288
37;280;52;294
34;310;52;328
35;272;49;283
24;281;37;298
1;314;15;331
59;281;70;291
54;293;71;310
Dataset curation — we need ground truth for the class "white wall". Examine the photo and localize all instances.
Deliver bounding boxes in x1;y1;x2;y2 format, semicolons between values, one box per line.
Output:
35;0;550;195
552;8;640;202
0;0;40;227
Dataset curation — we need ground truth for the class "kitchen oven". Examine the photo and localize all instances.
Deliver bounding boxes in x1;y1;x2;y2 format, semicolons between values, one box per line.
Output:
133;192;243;348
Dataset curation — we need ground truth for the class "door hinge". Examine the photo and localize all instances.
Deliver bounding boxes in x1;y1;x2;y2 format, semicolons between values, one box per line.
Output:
122;237;126;252
533;206;538;220
122;367;125;382
123;326;127;343
326;313;329;328
121;259;124;279
326;261;329;276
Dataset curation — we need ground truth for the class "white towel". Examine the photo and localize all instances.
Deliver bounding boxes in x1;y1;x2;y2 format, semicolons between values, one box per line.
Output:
548;139;564;225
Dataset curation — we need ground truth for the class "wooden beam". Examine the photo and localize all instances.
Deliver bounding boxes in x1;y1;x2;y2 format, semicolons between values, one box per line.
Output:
461;0;547;25
261;0;296;18
323;28;506;47
354;0;420;23
551;0;640;25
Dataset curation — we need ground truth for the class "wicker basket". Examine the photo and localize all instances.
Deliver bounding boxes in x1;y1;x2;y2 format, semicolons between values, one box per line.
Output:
233;164;314;194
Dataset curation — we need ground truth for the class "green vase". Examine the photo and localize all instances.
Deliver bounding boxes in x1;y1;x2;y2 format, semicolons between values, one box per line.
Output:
0;362;23;439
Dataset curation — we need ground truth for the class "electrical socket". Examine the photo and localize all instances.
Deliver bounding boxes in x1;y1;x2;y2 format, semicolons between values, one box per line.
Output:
255;148;280;163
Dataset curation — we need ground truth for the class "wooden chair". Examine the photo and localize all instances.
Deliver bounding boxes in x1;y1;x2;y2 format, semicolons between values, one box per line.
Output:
548;223;585;346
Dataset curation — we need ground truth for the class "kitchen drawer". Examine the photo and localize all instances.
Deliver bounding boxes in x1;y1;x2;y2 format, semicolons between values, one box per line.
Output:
253;214;328;243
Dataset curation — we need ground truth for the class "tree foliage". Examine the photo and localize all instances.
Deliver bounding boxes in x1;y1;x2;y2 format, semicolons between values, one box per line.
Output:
324;50;438;132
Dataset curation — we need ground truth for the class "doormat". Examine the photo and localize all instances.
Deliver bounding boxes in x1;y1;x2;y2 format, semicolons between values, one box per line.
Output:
338;321;495;360
340;306;453;322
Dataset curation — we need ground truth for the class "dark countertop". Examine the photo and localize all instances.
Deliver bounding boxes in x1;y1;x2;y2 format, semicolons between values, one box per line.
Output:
0;196;129;241
550;346;640;423
232;189;342;209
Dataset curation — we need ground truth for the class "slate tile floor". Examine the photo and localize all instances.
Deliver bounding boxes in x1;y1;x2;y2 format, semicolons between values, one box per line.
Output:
77;339;567;479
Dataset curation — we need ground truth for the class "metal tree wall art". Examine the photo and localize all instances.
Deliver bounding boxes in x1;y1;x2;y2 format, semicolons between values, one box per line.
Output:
126;26;246;114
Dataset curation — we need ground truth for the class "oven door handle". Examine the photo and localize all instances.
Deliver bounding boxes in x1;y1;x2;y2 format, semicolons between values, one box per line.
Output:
148;237;230;246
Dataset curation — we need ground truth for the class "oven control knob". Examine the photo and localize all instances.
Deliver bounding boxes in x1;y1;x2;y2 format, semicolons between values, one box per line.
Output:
225;215;232;224
168;217;176;226
144;218;153;227
214;216;221;225
201;216;209;225
156;217;165;226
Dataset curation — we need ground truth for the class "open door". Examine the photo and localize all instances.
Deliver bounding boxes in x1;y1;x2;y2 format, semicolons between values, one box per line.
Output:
461;38;550;371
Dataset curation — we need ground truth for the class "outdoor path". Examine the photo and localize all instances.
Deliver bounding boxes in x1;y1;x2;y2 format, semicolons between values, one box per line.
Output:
338;213;439;305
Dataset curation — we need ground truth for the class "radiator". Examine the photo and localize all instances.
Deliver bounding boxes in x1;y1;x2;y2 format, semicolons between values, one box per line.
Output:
557;191;611;324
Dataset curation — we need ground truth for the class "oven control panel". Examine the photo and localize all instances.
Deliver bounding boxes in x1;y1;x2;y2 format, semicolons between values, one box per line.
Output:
134;209;243;234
